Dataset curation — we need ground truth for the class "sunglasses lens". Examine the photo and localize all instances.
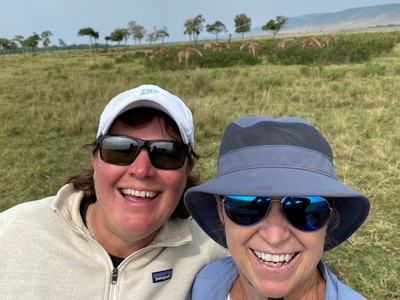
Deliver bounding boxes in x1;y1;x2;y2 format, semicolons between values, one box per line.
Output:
149;141;189;170
224;195;331;232
98;135;189;170
282;196;331;232
224;196;271;226
100;136;138;164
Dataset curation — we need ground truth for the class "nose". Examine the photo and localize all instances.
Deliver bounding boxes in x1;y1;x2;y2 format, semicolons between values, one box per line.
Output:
126;148;156;178
257;201;291;245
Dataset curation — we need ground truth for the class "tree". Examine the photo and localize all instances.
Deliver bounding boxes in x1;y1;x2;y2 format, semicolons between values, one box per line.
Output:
262;16;289;38
128;21;146;46
184;14;205;45
206;21;227;41
156;27;169;45
77;27;99;49
122;28;130;45
183;19;195;44
109;28;130;47
14;35;25;51
146;31;157;45
41;31;53;49
146;26;159;45
9;40;17;52
23;33;41;53
104;36;111;47
234;13;252;41
109;28;129;46
58;39;67;48
0;38;10;54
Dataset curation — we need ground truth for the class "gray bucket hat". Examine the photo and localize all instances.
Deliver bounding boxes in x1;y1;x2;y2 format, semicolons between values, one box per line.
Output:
184;116;370;250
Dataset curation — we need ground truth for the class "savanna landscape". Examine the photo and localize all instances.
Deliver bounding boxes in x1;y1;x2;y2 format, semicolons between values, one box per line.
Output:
1;31;399;299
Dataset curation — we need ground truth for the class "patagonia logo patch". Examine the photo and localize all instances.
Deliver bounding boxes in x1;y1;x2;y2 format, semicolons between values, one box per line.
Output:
152;269;172;283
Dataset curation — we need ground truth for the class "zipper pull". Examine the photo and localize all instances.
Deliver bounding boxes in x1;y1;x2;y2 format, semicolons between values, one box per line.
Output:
111;268;118;284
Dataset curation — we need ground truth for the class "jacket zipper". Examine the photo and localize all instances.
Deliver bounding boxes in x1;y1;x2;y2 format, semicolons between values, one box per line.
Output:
111;267;118;284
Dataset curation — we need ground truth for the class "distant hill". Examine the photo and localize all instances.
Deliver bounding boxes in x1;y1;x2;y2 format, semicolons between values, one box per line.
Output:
251;3;400;36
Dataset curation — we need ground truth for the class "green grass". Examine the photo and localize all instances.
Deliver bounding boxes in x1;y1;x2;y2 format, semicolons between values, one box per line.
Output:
1;32;399;299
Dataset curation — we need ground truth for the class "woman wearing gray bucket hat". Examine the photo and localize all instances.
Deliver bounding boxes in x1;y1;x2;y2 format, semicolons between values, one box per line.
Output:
184;116;370;300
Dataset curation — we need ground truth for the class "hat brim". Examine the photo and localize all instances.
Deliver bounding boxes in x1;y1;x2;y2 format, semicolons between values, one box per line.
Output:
184;167;370;250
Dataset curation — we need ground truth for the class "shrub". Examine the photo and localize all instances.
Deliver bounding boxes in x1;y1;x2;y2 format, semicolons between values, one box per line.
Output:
144;47;262;71
264;31;399;65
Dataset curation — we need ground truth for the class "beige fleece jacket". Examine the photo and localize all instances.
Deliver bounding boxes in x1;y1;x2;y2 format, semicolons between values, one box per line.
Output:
0;184;228;300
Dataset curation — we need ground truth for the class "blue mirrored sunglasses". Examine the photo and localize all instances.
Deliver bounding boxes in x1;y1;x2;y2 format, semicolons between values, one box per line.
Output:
223;195;332;232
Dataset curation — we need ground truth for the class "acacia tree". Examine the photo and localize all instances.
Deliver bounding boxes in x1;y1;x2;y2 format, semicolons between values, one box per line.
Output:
234;13;252;41
104;36;111;47
156;27;169;45
109;28;129;46
184;14;205;45
122;28;130;45
145;26;168;45
58;39;66;48
77;27;99;49
128;21;146;45
0;38;11;55
41;31;53;50
14;35;25;52
183;19;195;44
2;38;16;54
262;16;289;38
23;33;41;53
206;21;227;41
146;31;157;45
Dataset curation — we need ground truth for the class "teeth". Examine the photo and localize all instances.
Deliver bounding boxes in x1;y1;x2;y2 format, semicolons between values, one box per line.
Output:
253;250;295;266
121;189;157;198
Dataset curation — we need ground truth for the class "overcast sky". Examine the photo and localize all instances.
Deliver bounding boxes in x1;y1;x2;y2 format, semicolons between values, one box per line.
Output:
1;0;400;45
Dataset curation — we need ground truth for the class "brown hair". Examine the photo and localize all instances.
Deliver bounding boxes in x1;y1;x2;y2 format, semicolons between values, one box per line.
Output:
325;198;340;247
64;107;200;219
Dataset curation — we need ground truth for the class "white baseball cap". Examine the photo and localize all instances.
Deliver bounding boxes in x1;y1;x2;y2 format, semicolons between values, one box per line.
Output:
97;84;194;148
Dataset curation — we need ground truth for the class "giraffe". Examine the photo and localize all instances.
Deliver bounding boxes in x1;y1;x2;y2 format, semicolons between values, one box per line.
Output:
152;46;169;57
203;41;218;49
205;34;231;52
219;34;232;50
212;43;223;52
239;39;260;58
277;37;297;49
301;36;322;48
177;46;203;65
321;34;338;47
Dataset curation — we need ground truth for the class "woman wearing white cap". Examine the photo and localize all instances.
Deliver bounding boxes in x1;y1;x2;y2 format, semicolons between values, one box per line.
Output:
184;116;370;300
0;84;227;299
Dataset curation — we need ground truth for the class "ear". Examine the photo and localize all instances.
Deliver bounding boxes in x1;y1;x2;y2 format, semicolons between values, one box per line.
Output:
214;195;225;224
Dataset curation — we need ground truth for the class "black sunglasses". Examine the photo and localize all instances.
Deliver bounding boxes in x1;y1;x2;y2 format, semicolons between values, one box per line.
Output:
223;195;332;232
97;135;190;170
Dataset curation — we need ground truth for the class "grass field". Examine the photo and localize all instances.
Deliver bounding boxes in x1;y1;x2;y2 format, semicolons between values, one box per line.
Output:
1;32;399;299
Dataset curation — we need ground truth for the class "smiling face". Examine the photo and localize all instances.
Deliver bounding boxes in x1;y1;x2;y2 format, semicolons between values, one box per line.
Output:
91;111;191;256
216;196;327;299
